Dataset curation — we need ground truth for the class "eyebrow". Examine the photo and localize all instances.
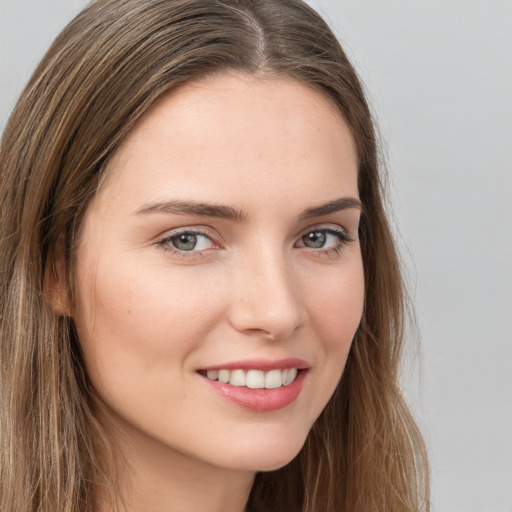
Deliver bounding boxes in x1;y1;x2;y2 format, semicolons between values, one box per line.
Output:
298;197;363;220
135;200;247;221
135;196;362;221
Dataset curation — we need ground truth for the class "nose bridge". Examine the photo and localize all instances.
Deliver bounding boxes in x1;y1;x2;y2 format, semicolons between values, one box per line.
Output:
229;245;306;339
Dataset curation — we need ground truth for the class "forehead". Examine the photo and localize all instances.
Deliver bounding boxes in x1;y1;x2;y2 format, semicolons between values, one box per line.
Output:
96;73;359;216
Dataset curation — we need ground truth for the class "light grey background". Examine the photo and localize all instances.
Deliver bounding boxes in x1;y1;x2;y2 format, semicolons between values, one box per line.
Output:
1;1;511;511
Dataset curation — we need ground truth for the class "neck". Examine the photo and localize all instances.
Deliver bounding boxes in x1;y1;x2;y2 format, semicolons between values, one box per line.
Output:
121;451;254;512
93;408;255;512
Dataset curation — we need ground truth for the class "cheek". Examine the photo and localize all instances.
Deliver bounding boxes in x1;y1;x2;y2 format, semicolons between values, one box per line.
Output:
72;255;224;388
309;261;365;346
305;259;364;393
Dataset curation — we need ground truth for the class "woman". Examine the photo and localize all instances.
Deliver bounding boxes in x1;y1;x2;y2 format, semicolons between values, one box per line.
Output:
0;0;429;511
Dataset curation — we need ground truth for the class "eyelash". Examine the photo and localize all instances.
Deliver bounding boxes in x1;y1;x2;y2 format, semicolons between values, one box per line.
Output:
156;226;355;259
157;227;217;259
298;227;355;258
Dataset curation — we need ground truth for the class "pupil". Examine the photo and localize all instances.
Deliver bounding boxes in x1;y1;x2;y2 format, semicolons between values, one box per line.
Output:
304;231;326;248
173;233;197;251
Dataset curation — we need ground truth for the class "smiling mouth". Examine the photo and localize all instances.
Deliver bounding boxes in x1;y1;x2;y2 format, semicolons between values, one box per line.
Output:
198;368;300;389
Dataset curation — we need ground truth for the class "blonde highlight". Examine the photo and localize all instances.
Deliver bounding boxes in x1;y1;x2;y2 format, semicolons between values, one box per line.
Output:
0;1;429;511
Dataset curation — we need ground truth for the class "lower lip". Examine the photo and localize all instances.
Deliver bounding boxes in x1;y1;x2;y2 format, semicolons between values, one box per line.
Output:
200;370;307;412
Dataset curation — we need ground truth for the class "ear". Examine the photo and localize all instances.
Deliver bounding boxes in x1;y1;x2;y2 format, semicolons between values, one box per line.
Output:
44;235;71;317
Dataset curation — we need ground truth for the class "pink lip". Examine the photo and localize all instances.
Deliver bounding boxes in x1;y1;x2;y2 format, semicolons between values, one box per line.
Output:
199;369;307;412
199;358;309;372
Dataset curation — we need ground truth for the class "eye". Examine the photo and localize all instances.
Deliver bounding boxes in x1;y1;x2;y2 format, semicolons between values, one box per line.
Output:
301;231;330;249
296;227;354;253
157;228;217;255
170;232;212;251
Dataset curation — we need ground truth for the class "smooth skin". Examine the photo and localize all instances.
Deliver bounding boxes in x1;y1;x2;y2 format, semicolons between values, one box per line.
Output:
53;73;365;512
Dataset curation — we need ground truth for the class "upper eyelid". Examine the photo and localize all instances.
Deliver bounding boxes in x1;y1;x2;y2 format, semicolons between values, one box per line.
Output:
295;227;353;246
157;226;217;241
156;222;355;248
296;223;352;238
158;222;348;236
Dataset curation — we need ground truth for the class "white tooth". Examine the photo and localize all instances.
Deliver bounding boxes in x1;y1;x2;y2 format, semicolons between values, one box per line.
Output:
281;369;288;385
246;369;265;389
284;368;297;385
229;369;246;387
218;369;231;383
206;370;219;381
264;369;282;389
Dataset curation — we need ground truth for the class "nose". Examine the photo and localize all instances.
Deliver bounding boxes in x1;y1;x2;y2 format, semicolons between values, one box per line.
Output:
228;251;308;341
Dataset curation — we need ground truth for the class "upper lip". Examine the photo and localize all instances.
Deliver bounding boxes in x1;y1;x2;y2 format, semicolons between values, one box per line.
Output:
198;358;309;372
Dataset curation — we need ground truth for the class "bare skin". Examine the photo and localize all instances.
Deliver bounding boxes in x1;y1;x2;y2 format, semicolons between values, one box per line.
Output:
52;73;364;512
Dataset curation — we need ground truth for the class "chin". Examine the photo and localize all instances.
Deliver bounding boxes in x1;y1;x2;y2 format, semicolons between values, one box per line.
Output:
251;453;301;473
216;429;308;473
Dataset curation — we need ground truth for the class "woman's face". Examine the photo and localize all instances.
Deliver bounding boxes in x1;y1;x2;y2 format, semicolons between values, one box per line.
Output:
71;73;364;473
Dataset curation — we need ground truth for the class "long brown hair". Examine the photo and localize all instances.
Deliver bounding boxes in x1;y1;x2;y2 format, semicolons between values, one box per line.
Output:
0;1;429;510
